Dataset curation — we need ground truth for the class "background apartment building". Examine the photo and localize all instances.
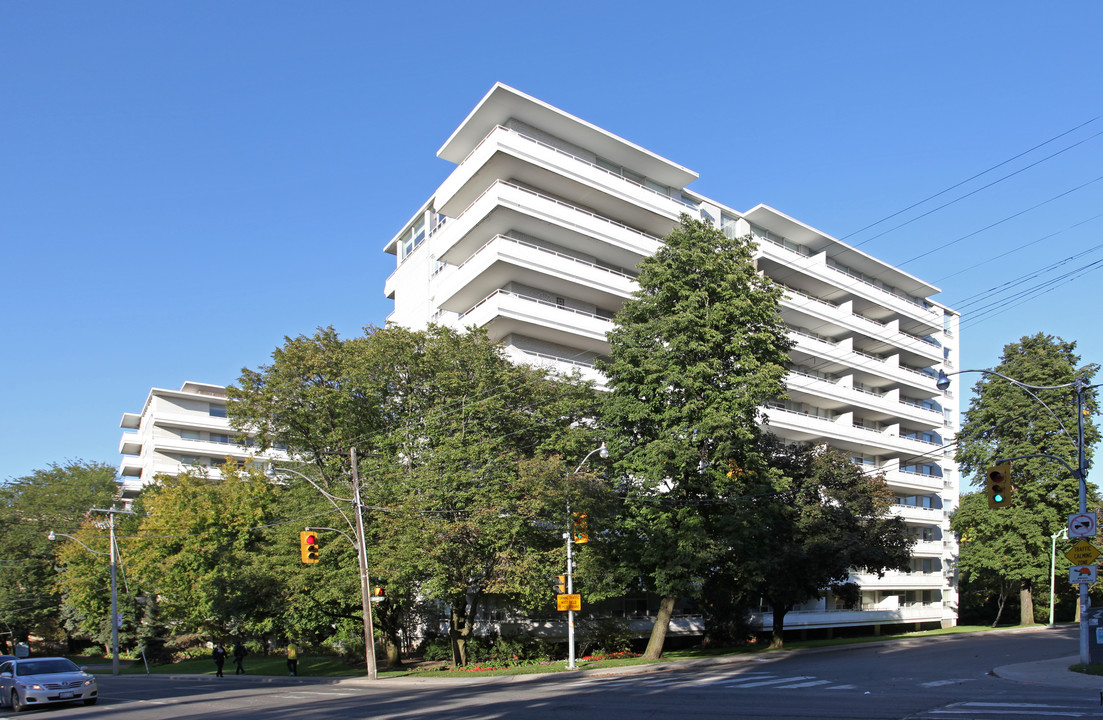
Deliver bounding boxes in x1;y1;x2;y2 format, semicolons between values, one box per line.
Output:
383;84;960;634
118;381;282;498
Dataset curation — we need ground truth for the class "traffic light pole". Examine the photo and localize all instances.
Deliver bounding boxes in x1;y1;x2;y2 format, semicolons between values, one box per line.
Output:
267;452;378;679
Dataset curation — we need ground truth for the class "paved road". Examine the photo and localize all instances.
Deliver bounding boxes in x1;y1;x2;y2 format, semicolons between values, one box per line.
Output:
6;627;1100;719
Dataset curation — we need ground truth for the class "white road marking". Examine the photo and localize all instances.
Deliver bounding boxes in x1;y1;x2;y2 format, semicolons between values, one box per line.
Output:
774;679;834;689
920;678;977;687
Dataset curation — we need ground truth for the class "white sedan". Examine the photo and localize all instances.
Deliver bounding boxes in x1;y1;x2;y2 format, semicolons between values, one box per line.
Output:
0;657;98;711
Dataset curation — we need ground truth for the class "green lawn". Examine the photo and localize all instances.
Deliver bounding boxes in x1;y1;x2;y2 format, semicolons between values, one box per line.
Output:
98;623;1053;679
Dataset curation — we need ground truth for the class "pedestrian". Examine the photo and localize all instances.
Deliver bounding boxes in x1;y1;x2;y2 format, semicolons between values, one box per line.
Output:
212;642;227;678
286;641;299;676
232;641;247;675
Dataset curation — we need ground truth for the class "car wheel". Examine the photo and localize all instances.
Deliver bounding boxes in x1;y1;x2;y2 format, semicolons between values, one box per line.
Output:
11;689;26;712
83;697;98;706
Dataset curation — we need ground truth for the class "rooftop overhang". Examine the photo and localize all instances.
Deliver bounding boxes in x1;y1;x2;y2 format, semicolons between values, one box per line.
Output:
437;83;699;191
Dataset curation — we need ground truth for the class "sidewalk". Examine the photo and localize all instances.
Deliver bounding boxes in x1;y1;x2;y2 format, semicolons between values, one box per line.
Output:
994;655;1103;690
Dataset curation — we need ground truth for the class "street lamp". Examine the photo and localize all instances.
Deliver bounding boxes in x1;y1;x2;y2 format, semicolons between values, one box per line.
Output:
49;505;132;676
937;368;1092;663
1051;527;1069;627
266;449;378;680
565;442;608;670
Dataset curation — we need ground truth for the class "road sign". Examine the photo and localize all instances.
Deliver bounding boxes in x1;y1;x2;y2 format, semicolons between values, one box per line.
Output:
557;594;581;612
1069;512;1098;538
1071;565;1098;584
1065;539;1101;565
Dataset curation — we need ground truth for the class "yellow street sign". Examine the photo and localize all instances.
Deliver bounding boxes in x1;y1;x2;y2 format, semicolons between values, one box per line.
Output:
557;594;581;612
1065;539;1101;565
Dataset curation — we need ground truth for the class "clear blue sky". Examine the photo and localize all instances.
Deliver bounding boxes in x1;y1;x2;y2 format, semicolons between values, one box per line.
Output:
3;1;1102;482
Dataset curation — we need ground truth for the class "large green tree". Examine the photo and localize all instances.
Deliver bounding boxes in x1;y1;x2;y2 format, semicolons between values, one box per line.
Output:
229;325;601;666
953;333;1099;625
740;442;913;648
598;215;793;659
0;460;119;651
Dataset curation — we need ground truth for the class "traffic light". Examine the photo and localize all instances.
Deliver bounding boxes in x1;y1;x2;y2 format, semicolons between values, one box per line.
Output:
986;464;1011;509
555;574;567;594
372;586;385;599
572;513;589;544
300;531;320;563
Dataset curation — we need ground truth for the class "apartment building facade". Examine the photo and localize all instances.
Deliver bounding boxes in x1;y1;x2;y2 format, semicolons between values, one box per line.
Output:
118;381;282;498
383;84;960;633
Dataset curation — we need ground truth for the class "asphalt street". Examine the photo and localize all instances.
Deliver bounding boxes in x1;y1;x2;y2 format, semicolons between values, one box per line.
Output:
5;626;1100;720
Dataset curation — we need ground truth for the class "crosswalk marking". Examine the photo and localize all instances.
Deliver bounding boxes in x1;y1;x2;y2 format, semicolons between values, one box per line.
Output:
725;675;814;688
774;679;833;689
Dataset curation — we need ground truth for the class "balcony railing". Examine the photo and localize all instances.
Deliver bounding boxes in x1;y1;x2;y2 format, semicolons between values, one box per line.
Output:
459;289;615;325
456;124;697;210
441;180;662;251
455;234;637;280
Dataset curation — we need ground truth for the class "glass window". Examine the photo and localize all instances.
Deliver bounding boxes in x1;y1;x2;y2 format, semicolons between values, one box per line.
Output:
181;430;200;441
209;405;227;418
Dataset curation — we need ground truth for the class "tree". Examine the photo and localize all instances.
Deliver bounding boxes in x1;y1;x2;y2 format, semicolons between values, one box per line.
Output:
598;215;793;659
950;491;1040;626
0;460;119;652
953;333;1099;625
742;442;913;648
229;325;601;666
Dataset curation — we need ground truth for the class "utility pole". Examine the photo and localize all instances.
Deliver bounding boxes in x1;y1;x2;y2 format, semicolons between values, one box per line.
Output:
350;448;378;680
90;506;134;676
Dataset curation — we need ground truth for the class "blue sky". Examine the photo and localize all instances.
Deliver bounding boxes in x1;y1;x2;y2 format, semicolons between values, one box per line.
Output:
3;1;1102;482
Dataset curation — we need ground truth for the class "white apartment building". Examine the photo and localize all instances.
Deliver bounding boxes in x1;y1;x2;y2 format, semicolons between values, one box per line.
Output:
383;84;960;634
118;381;282;498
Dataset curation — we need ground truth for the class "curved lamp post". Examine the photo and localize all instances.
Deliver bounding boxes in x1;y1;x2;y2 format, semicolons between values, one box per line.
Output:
267;450;377;680
937;368;1092;663
48;504;133;676
565;442;608;669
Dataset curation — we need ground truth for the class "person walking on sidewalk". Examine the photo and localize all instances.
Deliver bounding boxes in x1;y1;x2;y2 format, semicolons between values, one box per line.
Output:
232;641;247;675
286;642;299;676
212;642;227;677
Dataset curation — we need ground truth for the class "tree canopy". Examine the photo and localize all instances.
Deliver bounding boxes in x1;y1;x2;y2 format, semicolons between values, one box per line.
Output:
598;215;794;658
0;460;119;652
229;324;601;665
952;333;1099;624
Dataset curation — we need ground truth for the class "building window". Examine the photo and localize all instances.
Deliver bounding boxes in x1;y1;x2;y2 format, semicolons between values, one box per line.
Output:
210;433;231;444
209;405;227;418
181;430;200;441
180;455;199;465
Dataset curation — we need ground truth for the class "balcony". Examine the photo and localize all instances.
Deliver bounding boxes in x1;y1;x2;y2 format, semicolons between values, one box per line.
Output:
436;234;636;313
754;604;945;630
435;124;688;238
119;433;142;455
889;504;944;524
433;180;662;271
784;371;943;430
458;289;614;355
788;331;938;394
756;237;943;337
780;289;942;367
850;570;947;589
119;457;143;478
502;346;607;389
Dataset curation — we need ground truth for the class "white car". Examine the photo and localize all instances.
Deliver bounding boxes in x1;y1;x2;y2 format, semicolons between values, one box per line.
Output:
0;657;98;711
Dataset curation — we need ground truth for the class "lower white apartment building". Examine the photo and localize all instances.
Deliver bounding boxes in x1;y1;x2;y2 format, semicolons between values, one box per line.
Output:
382;83;960;635
118;381;282;498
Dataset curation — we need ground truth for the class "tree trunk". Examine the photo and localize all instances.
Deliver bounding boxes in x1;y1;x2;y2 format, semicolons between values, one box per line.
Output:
642;595;677;660
449;606;469;667
1020;579;1035;625
992;589;1008;627
770;604;790;649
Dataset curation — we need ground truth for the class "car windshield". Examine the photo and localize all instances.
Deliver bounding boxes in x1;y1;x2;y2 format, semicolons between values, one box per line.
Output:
16;659;80;676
